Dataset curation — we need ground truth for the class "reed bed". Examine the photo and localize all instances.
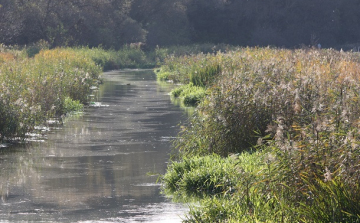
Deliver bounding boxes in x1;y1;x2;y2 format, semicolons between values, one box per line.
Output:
0;47;102;140
162;47;360;222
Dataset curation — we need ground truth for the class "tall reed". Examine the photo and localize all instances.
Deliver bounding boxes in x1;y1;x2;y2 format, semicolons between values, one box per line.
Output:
162;47;360;222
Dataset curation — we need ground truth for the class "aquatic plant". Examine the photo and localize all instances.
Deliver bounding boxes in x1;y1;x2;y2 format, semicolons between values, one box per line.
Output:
156;52;223;86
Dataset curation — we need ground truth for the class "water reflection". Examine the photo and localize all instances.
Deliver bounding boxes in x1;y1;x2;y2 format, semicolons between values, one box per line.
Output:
0;70;188;222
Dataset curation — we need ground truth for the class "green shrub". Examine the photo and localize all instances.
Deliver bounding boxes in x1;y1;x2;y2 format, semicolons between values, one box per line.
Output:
155;69;174;81
189;62;221;87
165;146;360;222
163;151;295;222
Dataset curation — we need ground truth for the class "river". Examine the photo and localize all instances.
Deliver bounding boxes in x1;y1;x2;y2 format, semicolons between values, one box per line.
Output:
0;70;188;222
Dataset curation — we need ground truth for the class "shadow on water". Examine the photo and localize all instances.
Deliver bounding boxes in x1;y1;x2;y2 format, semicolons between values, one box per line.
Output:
0;70;189;222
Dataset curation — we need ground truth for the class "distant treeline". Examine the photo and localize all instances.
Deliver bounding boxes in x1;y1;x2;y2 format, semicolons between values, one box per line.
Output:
1;0;360;49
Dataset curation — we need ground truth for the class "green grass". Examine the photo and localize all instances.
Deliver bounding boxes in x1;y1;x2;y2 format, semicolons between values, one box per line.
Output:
163;150;296;222
171;83;206;106
163;154;243;199
164;148;360;222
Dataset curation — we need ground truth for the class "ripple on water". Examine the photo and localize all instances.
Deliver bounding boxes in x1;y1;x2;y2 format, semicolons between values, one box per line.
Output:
77;202;187;223
89;102;110;107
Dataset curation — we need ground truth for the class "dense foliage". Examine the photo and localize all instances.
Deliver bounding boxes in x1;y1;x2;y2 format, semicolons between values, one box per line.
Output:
1;0;360;49
161;48;360;222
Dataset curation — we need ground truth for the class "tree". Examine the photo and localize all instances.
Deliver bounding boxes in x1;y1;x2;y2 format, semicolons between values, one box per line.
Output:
0;0;146;48
130;0;192;47
1;0;360;48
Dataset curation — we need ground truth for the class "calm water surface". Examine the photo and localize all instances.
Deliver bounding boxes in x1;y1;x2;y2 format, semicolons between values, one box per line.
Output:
0;70;188;222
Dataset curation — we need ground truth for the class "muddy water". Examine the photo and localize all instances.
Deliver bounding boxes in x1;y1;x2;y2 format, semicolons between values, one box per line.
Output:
0;70;188;222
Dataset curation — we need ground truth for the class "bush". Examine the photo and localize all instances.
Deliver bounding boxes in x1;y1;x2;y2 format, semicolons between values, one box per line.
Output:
75;46;157;70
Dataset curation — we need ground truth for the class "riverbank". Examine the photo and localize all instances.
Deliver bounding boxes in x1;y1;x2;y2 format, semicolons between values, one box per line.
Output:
0;70;189;222
0;47;100;140
0;45;156;141
0;43;235;141
160;47;360;222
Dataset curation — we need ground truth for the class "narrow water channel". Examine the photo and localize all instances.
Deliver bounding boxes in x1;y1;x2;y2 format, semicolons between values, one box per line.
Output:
0;70;188;222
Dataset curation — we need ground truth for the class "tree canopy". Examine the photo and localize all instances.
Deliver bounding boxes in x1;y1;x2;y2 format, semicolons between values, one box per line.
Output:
1;0;360;49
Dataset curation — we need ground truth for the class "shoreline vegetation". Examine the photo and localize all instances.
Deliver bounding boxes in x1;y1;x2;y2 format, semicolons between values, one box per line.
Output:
0;46;101;141
158;47;360;222
0;43;163;141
